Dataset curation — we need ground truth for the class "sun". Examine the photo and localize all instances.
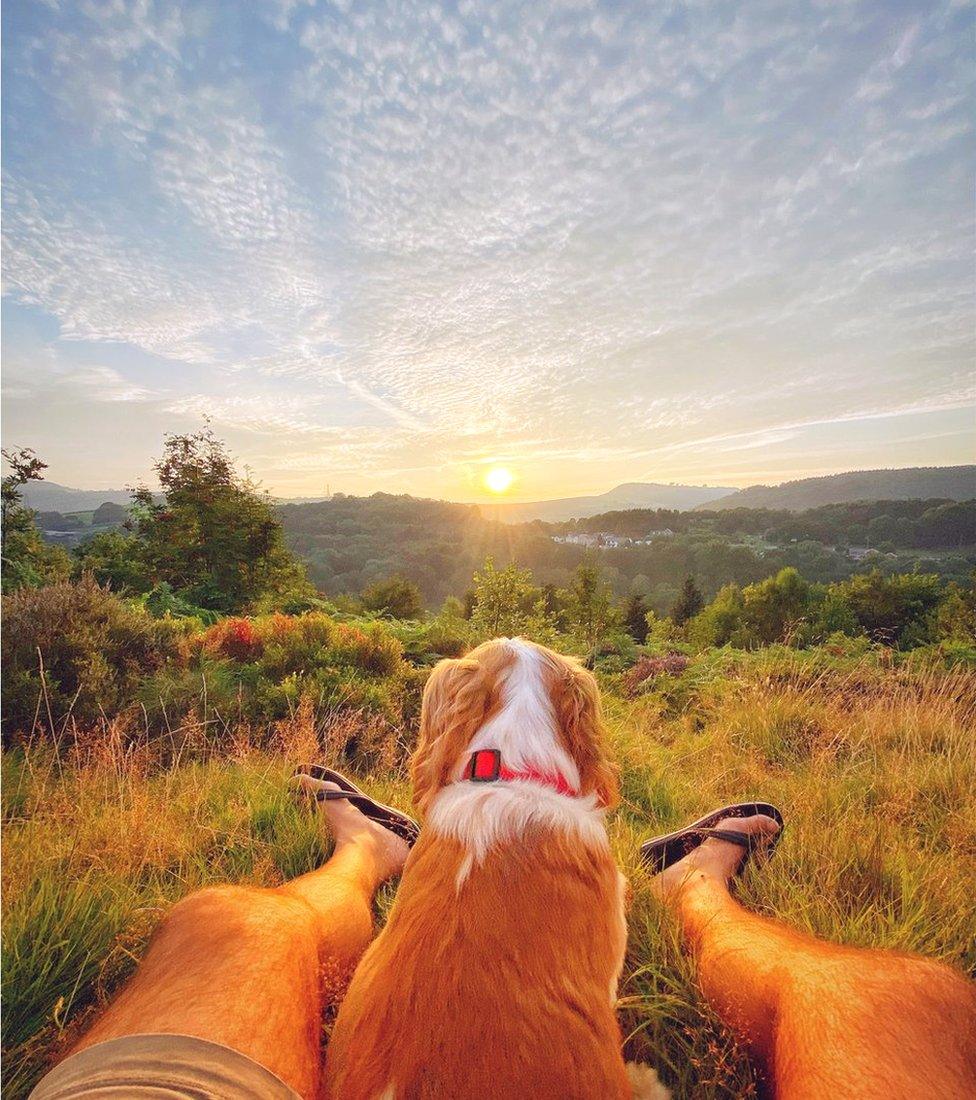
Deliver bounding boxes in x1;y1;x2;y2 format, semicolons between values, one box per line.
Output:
484;466;514;494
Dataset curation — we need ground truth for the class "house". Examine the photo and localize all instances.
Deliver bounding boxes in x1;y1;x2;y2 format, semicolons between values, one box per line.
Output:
847;546;872;561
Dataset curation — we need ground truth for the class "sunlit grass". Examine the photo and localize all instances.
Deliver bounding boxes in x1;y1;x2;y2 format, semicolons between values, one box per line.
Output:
3;656;974;1098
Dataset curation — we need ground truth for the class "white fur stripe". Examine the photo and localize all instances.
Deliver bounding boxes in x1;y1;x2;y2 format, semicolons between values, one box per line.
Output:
427;780;609;864
456;637;580;790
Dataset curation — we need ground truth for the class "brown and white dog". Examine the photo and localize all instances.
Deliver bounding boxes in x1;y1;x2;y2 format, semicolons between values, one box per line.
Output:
325;637;665;1100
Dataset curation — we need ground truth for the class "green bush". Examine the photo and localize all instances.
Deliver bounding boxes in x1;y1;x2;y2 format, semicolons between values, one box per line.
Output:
1;577;185;741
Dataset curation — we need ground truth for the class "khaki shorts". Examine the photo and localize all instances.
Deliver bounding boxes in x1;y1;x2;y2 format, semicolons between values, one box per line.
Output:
29;1033;302;1099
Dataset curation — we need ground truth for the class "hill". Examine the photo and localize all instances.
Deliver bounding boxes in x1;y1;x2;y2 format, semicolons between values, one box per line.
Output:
700;466;976;512
20;481;136;513
21;481;330;513
479;481;734;523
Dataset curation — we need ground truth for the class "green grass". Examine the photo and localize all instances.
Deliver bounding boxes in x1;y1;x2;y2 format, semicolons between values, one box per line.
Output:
3;654;975;1098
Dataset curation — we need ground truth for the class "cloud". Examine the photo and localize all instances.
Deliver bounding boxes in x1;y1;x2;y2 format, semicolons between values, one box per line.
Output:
72;365;159;403
1;0;973;494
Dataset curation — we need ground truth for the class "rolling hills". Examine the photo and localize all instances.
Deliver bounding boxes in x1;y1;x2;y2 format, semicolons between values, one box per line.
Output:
478;481;734;523
700;466;975;512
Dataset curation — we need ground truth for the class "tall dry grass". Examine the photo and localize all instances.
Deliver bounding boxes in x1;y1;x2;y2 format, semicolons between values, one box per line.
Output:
3;654;974;1098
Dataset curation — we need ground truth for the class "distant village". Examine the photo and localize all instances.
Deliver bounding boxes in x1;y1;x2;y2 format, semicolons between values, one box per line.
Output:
551;529;676;549
551;528;880;561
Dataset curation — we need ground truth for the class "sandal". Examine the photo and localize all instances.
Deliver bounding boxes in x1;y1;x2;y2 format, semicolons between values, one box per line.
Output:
639;802;784;874
292;765;420;847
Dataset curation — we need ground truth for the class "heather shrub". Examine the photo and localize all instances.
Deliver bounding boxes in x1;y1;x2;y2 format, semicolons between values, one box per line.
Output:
140;612;414;739
1;578;185;741
624;653;692;696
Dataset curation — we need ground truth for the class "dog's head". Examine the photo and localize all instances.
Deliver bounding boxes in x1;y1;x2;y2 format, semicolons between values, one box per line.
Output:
410;637;618;814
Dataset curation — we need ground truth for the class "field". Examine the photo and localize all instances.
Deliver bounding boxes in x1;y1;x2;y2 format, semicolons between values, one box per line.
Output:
4;647;975;1099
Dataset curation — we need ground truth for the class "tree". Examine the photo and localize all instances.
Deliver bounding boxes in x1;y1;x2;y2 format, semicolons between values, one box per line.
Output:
1;448;71;591
131;428;314;614
92;501;129;525
936;576;976;643
469;557;550;638
560;560;619;648
740;567;812;644
687;583;745;648
623;592;650;643
362;575;423;619
834;570;942;646
73;530;152;594
670;575;704;625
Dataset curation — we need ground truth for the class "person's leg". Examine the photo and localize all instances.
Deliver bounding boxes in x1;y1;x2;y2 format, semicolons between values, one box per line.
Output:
654;817;976;1100
66;782;409;1099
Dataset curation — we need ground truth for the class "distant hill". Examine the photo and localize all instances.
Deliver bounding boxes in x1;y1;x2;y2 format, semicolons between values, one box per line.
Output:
699;466;976;512
479;482;734;523
20;481;329;513
20;481;137;513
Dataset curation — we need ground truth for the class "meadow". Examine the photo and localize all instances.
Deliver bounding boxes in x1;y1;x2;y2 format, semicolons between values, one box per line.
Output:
4;639;974;1099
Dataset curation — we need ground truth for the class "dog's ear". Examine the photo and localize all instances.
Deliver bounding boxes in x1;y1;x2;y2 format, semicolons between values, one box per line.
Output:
555;661;619;810
410;656;493;815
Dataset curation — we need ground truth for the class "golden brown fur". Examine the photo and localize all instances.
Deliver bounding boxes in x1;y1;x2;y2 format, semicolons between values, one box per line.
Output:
325;638;631;1100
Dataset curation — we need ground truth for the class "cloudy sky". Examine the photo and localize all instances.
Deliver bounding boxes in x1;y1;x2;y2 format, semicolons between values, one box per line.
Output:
2;0;973;502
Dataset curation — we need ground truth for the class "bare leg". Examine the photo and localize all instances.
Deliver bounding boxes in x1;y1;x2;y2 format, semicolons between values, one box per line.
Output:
67;781;409;1099
654;817;976;1100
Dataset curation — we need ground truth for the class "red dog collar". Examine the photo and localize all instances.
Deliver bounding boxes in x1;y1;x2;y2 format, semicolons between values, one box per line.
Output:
466;749;579;797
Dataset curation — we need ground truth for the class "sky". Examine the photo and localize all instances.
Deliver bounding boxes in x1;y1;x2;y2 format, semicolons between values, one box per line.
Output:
2;0;974;503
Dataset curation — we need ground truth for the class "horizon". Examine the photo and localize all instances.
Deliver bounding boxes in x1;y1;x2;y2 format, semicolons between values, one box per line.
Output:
19;460;975;508
3;0;975;502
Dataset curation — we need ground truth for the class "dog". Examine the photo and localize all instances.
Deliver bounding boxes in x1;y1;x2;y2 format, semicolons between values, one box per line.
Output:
324;637;667;1099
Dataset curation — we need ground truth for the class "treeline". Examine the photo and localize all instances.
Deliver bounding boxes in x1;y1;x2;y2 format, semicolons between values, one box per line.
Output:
6;436;975;622
279;493;976;608
557;498;975;548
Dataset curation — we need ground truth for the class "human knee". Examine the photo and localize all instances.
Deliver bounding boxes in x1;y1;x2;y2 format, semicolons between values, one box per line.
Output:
164;884;317;947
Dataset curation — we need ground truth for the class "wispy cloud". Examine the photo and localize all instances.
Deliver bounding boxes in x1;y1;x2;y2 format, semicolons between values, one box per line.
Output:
2;0;973;496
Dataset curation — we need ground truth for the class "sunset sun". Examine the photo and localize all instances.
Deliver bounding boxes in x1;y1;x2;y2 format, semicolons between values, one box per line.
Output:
484;466;514;494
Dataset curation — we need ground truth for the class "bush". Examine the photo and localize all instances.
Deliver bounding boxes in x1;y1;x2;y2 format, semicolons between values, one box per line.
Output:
1;577;185;741
137;611;415;738
361;575;423;619
623;653;691;695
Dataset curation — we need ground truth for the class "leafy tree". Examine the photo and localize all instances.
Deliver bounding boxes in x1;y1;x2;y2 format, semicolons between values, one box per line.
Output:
806;588;859;642
131;428;313;614
834;570;942;646
687;583;745;648
362;575;423;619
560;560;619;648
470;557;551;638
623;592;650;643
670;575;704;625
73;530;152;594
1;448;71;591
740;567;812;645
936;576;976;643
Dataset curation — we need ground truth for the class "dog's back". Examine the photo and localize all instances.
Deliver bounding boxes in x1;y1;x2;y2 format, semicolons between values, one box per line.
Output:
324;823;631;1100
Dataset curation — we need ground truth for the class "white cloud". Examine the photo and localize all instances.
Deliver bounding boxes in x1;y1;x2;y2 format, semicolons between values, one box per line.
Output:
2;0;973;494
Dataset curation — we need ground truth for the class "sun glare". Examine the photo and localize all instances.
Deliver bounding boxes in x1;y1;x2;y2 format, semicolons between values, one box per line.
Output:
484;466;514;494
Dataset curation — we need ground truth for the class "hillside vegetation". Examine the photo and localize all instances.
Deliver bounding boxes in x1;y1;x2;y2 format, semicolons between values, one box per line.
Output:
279;493;974;606
703;465;975;511
4;433;975;1099
4;643;974;1098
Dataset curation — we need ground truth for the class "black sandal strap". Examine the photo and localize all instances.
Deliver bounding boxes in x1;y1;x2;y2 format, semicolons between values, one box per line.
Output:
310;789;420;846
699;828;752;848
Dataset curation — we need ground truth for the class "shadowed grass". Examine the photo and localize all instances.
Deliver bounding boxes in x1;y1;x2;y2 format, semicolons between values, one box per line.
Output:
3;654;975;1097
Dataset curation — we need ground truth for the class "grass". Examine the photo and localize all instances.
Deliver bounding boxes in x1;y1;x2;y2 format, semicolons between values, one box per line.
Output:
3;653;975;1098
